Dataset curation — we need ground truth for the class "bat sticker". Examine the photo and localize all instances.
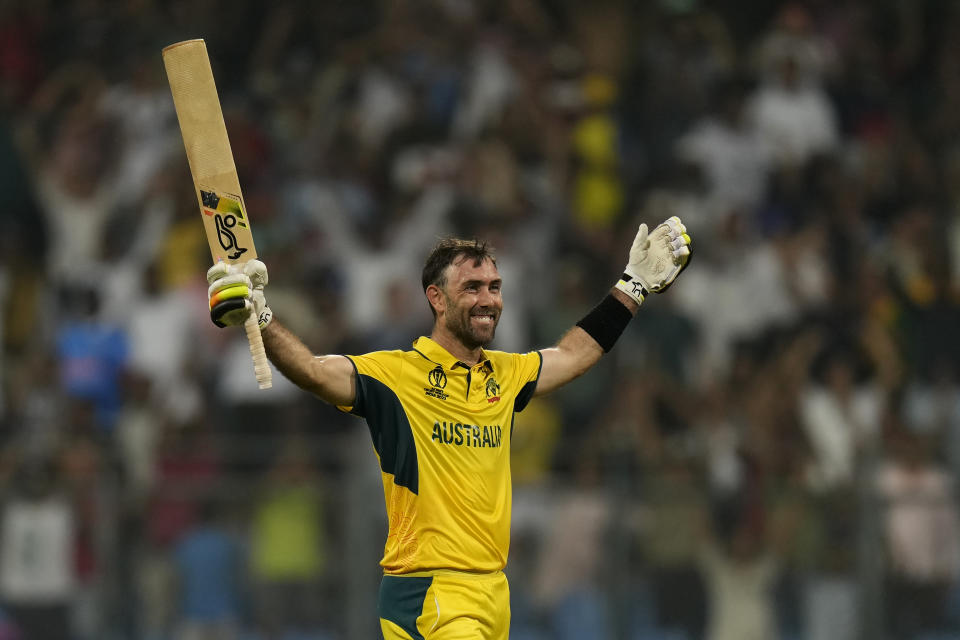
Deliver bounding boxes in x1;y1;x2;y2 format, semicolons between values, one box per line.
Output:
200;188;249;259
200;189;248;226
215;214;248;259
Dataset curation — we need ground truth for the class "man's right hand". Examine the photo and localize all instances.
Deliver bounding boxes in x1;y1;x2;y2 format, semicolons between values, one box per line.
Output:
207;259;273;329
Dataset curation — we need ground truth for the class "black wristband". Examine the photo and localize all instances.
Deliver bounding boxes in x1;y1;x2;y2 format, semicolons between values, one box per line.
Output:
575;293;633;353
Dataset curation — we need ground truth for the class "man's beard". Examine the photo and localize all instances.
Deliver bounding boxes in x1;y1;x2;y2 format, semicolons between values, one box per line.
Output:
446;308;498;350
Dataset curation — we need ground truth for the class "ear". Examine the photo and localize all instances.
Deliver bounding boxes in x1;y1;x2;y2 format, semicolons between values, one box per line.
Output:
426;284;446;316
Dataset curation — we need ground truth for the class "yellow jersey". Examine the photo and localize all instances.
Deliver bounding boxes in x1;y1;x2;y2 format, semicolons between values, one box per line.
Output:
339;337;542;574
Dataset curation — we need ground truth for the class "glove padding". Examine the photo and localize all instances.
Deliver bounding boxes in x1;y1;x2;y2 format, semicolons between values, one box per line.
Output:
615;216;691;305
207;259;273;329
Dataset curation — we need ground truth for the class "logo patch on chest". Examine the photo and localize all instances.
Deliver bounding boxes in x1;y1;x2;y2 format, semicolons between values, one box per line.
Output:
485;377;501;403
425;365;449;400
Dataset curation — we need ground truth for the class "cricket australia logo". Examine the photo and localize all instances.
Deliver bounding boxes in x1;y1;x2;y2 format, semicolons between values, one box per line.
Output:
485;377;501;403
425;366;449;400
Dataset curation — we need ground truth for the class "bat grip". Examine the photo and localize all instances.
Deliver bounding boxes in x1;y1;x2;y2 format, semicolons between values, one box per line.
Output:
244;314;272;389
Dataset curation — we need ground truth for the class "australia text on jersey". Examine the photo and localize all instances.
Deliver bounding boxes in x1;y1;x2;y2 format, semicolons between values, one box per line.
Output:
431;421;503;448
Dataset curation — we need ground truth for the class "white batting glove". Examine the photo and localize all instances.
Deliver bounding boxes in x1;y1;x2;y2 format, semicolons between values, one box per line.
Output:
207;259;273;329
615;216;692;305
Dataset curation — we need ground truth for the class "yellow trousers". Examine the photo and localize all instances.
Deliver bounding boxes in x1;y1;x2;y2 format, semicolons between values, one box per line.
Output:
378;570;510;639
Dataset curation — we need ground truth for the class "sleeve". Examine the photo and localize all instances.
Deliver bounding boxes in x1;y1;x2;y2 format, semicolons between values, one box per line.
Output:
512;351;543;413
336;351;403;416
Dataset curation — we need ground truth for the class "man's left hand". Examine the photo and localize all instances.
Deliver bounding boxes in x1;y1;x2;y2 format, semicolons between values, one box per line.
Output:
615;216;692;305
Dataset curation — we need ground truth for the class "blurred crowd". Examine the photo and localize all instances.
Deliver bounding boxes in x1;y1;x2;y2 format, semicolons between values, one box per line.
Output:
2;0;960;639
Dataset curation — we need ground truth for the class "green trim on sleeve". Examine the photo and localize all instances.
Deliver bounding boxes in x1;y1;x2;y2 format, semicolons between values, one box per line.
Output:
355;373;420;494
513;351;542;413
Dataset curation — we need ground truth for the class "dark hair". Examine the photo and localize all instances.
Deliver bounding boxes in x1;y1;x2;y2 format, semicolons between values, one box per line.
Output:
421;238;496;291
421;238;496;316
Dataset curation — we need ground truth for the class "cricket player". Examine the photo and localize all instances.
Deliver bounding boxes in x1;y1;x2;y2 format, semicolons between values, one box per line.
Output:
206;217;691;639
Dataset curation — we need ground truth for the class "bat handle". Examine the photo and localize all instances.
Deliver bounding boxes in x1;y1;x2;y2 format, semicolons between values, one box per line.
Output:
244;314;273;389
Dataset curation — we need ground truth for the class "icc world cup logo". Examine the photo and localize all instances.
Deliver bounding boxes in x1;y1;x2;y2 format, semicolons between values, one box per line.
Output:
428;366;447;389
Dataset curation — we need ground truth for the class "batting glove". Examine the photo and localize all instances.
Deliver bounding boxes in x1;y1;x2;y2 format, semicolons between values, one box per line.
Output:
615;216;692;305
207;259;273;330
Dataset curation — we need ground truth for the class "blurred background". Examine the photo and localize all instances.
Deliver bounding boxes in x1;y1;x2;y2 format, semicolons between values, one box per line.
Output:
1;0;960;638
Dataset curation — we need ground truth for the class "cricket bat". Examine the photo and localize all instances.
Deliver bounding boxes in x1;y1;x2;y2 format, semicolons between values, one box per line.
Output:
162;39;272;389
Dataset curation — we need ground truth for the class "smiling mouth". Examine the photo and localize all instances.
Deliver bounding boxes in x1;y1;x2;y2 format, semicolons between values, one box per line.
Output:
471;313;496;325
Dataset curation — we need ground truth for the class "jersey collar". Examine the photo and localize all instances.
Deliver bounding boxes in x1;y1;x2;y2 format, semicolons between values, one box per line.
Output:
412;336;493;372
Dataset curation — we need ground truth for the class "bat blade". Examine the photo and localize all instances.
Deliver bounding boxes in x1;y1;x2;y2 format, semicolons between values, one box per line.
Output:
162;39;257;265
163;39;271;389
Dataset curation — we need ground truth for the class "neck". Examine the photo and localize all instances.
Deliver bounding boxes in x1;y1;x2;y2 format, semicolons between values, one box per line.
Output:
430;325;483;367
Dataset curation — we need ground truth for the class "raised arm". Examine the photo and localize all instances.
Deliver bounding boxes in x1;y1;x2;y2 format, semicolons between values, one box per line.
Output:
206;260;357;406
536;289;639;395
260;321;356;406
535;217;691;397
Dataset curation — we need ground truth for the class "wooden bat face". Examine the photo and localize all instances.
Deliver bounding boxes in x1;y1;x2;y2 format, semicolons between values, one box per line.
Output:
200;188;251;261
164;38;273;390
162;39;258;265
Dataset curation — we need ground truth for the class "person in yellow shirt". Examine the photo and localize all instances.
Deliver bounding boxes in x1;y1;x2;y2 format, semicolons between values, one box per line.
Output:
248;442;326;637
205;217;691;639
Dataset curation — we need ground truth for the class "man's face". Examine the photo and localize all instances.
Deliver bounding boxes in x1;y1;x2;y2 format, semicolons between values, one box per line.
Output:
438;256;503;349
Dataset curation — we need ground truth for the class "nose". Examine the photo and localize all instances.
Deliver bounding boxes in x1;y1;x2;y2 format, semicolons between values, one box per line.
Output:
477;285;498;307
